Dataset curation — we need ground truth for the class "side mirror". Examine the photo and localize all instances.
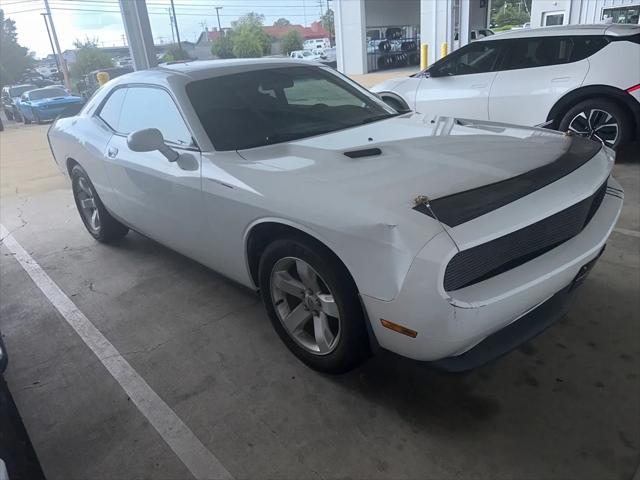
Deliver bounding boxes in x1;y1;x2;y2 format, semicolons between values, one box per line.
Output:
127;128;179;162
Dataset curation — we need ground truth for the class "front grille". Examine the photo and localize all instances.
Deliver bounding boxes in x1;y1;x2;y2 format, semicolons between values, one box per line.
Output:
443;180;608;291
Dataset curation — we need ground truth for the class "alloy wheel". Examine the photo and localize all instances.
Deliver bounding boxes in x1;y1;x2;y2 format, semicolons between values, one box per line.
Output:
568;108;619;147
270;257;341;355
77;177;100;232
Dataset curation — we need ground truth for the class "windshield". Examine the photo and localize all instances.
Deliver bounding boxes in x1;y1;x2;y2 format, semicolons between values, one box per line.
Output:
29;88;68;100
10;85;35;97
186;65;397;150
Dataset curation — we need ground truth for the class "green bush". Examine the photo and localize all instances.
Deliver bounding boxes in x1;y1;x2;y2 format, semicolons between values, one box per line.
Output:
281;30;303;56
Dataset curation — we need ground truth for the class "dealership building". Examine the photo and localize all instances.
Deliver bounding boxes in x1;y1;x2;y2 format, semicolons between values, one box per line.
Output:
334;0;639;75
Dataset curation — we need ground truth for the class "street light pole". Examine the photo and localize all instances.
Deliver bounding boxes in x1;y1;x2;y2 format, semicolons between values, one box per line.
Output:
40;13;61;75
215;6;223;34
43;0;71;90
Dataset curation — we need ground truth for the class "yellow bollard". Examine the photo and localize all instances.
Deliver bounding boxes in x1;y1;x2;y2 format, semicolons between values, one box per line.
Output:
440;42;448;59
420;43;429;70
96;71;110;86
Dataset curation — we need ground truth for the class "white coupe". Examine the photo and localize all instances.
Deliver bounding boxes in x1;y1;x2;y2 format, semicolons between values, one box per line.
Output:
48;59;623;373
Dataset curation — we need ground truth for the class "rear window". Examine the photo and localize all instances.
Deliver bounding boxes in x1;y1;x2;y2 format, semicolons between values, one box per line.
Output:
502;36;609;70
9;85;35;97
29;88;68;100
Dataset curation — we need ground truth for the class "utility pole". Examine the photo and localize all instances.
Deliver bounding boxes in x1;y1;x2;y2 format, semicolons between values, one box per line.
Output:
169;0;182;50
43;0;71;90
40;13;61;74
214;6;223;35
167;9;176;44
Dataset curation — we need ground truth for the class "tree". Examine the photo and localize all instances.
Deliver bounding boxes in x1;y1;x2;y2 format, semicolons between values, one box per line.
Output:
490;0;531;27
211;35;235;58
273;18;291;27
232;12;265;28
230;23;271;58
161;45;193;63
69;37;113;79
0;9;35;86
320;8;335;39
281;30;303;56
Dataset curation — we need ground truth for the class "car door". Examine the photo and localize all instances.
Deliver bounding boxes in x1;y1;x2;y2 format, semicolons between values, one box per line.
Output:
99;85;204;257
413;40;503;120
488;36;590;126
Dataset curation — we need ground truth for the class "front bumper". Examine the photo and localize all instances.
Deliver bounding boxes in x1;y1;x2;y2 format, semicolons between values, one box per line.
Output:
361;176;623;365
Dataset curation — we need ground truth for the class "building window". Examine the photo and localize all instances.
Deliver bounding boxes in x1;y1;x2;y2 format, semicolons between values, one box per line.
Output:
602;5;640;24
542;11;565;26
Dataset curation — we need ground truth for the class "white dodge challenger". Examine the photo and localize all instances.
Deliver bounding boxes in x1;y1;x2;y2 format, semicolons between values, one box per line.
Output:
48;59;623;373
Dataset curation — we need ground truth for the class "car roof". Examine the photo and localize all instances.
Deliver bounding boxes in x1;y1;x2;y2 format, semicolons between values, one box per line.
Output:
28;87;66;94
112;58;317;84
480;23;639;41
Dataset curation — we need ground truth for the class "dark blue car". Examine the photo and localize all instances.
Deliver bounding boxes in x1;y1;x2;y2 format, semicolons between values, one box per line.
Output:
17;87;84;124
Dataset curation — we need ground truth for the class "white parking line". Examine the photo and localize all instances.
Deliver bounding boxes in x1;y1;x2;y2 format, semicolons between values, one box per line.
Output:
0;225;234;480
614;227;640;239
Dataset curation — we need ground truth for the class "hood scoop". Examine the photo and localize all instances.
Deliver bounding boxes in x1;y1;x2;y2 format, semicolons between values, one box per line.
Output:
344;147;381;159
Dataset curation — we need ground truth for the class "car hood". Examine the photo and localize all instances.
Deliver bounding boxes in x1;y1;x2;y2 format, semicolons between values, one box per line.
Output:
236;114;588;216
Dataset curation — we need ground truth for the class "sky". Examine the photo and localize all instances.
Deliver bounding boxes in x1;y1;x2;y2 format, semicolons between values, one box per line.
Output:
2;0;330;57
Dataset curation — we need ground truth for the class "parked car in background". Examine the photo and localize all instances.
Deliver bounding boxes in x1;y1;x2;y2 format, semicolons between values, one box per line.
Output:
48;59;622;373
290;50;322;61
1;84;37;121
470;28;494;40
372;23;640;149
16;87;83;124
303;38;331;50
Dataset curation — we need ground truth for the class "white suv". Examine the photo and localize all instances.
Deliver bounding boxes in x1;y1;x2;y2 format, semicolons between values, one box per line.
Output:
372;24;640;149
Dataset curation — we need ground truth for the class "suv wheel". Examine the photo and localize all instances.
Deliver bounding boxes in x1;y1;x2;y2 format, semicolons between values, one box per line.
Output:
558;97;632;149
259;236;370;373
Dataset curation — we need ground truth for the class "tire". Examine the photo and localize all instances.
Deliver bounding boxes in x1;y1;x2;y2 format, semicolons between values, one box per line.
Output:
558;97;632;150
70;164;129;243
32;108;42;125
259;236;370;373
22;111;31;125
4;109;13;121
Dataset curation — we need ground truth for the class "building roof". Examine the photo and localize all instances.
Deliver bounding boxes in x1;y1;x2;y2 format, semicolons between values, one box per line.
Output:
201;21;330;43
263;21;330;40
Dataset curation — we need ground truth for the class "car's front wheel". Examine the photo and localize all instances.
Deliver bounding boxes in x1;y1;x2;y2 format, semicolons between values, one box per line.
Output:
22;111;31;124
558;98;632;149
70;164;129;243
259;236;370;373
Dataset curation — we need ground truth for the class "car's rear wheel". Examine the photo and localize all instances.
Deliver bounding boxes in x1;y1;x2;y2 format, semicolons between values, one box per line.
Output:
70;164;129;243
259;236;370;373
32;108;42;124
558;97;632;149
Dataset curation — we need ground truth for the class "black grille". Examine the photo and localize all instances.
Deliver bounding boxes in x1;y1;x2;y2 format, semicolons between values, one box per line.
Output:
444;180;608;291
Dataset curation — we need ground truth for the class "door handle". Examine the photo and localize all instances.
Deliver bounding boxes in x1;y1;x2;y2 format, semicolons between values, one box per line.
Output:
551;77;570;83
107;146;118;158
471;84;487;88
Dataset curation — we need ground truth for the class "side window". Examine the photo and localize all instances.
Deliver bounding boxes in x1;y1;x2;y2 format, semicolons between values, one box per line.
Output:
431;42;501;76
569;36;609;61
118;87;193;146
98;87;127;131
503;36;607;71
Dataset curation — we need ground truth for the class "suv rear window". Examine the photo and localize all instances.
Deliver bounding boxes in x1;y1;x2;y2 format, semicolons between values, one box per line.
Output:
502;36;609;70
